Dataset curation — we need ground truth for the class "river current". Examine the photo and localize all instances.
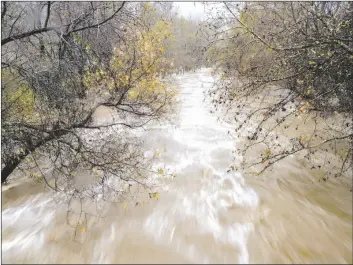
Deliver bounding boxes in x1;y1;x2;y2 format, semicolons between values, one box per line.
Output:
2;69;352;263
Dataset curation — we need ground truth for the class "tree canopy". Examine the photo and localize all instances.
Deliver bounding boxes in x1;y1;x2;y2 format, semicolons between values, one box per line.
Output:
205;2;352;181
1;2;182;205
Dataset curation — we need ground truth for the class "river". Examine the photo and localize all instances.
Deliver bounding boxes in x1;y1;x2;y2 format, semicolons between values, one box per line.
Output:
2;69;352;263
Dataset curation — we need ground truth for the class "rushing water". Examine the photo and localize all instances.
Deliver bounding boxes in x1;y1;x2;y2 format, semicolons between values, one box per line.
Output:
2;69;352;263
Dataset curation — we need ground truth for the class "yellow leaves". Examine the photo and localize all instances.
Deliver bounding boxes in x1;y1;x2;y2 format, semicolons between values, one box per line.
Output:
25;156;34;163
239;11;246;26
92;167;101;179
94;69;107;82
305;89;311;95
6;80;35;121
20;148;25;154
155;151;161;157
31;172;43;182
300;136;307;143
143;2;153;11
308;61;316;65
83;71;93;88
71;171;76;177
153;192;160;200
122;202;129;214
152;20;172;42
296;79;304;85
80;227;86;233
111;57;123;73
108;81;115;90
263;148;271;159
141;78;164;96
85;44;91;52
150;192;160;200
74;35;82;45
128;91;136;100
81;18;176;109
119;74;130;86
157;168;164;175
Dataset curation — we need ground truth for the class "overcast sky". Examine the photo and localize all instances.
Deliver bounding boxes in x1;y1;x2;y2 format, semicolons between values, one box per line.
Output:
173;2;208;20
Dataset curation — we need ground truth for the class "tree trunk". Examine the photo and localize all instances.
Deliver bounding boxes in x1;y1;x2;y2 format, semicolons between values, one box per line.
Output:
1;114;97;183
1;158;21;183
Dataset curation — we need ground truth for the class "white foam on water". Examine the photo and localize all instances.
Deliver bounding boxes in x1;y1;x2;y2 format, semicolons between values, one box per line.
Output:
143;168;258;263
142;69;259;263
2;194;56;262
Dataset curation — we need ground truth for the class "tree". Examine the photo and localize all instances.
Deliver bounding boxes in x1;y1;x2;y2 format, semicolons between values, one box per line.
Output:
205;2;352;184
1;1;177;229
137;2;210;73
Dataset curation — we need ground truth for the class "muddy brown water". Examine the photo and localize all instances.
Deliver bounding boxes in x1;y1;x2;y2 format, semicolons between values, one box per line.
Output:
2;69;352;264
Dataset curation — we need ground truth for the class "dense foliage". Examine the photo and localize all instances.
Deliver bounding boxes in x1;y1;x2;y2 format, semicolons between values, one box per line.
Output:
1;2;183;205
206;2;352;181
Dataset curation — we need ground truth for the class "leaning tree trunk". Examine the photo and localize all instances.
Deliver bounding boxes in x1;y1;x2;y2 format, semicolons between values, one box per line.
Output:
2;158;22;183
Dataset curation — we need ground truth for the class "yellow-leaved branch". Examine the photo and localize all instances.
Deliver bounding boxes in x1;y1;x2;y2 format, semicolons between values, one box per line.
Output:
83;19;177;109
